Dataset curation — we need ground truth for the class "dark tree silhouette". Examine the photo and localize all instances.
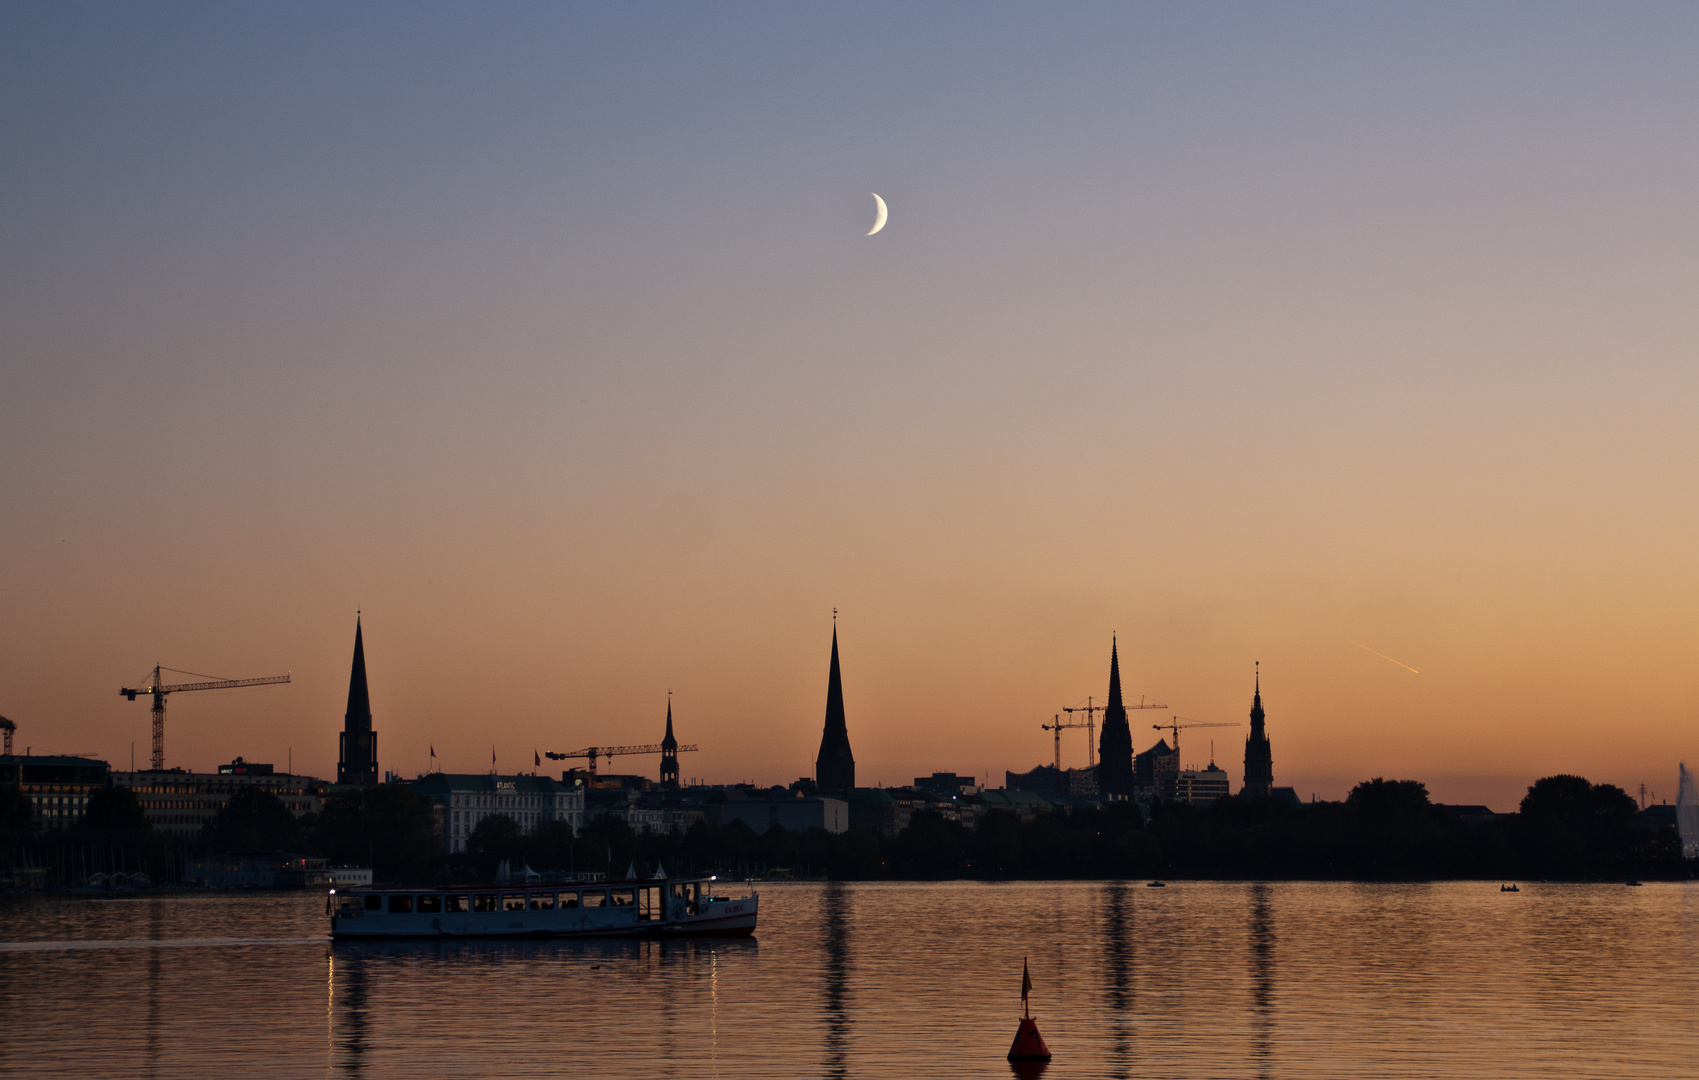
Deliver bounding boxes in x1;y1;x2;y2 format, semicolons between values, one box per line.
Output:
203;788;298;853
1346;778;1432;818
0;783;33;850
74;785;151;847
313;785;438;883
1520;775;1636;824
466;815;524;877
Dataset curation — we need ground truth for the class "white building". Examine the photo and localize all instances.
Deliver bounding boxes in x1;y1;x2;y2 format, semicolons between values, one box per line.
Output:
411;773;586;854
721;796;849;835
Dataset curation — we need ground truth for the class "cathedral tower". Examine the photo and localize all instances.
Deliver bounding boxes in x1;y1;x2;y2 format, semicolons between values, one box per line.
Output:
814;621;856;790
1096;637;1134;798
1242;662;1273;798
660;695;680;788
336;614;378;786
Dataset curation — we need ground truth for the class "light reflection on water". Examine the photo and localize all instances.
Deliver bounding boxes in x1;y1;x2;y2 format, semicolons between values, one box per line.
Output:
1;881;1696;1078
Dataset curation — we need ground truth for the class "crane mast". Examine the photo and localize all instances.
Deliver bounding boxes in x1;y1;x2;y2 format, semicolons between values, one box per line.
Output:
120;665;291;770
1151;716;1239;768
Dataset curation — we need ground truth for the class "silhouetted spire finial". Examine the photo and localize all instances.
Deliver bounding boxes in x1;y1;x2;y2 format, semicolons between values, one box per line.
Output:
815;619;855;788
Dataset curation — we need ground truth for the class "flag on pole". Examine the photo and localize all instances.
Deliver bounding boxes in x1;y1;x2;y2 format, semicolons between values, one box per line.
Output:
1022;957;1032;1015
534;749;541;768
430;745;436;759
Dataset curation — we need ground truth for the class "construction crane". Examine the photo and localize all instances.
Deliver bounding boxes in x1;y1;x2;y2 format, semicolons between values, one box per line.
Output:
1039;714;1080;770
1151;716;1239;768
1054;694;1166;769
120;665;291;771
0;716;13;756
545;743;699;777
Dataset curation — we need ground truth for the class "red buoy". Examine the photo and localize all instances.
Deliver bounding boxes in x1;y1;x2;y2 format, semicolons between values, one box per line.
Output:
1007;958;1053;1063
1008;1016;1052;1062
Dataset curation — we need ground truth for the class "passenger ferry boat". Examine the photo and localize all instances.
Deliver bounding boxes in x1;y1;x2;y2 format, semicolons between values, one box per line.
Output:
329;874;757;940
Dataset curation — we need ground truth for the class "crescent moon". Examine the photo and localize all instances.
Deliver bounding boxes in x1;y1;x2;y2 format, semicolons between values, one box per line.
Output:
867;193;888;236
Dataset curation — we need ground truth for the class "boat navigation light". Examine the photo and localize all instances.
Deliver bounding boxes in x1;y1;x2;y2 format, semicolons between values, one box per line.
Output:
710;875;717;881
329;888;336;895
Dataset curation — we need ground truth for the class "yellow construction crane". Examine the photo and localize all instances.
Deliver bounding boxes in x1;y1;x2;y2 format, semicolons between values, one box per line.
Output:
120;665;291;771
544;742;698;777
1151;716;1239;768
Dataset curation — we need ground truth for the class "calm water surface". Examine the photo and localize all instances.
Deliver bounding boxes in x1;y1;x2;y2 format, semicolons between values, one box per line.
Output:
2;881;1695;1078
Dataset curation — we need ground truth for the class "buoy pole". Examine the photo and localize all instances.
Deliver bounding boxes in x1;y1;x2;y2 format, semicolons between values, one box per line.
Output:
1007;957;1053;1063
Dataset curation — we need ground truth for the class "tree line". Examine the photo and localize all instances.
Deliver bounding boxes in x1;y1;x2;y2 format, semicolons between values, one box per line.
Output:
2;772;1686;888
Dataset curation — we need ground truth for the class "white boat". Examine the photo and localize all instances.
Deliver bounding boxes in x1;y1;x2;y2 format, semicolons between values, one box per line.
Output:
330;874;757;940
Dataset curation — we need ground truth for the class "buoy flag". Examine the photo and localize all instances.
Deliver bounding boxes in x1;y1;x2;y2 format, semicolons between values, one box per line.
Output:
1022;958;1032;1007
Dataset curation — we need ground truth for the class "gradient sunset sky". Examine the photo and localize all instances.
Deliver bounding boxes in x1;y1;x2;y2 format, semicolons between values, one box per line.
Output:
4;4;1697;809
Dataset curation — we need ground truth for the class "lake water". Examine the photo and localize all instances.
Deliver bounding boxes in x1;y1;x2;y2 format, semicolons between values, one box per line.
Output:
1;880;1695;1078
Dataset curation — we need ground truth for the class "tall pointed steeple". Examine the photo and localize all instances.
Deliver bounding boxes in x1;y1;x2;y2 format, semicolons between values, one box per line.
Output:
660;693;680;788
815;616;855;790
1096;636;1134;798
337;614;379;786
1242;661;1273;798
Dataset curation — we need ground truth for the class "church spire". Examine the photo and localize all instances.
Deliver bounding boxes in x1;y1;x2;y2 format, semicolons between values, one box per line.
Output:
336;613;378;786
1108;634;1124;709
344;615;371;727
815;617;855;789
1242;660;1273;798
660;692;680;788
1096;635;1134;799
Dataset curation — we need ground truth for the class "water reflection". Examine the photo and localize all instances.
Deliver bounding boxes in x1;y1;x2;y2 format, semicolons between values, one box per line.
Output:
1248;883;1274;1080
1102;881;1134;1078
4;884;1696;1079
821;880;851;1077
337;944;370;1075
146;899;162;1080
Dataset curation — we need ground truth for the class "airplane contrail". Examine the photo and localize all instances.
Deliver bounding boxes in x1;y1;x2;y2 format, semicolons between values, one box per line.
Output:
1351;641;1419;674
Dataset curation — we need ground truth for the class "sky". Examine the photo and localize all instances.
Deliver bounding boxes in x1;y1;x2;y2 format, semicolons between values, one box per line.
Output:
3;3;1697;810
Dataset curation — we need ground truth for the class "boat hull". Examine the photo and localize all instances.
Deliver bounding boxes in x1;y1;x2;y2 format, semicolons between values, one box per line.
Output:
330;882;757;941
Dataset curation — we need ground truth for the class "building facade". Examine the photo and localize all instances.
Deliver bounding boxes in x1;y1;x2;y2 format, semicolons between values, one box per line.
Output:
0;754;110;830
1170;763;1233;804
113;764;322;836
722;795;849;836
1132;738;1177;803
412;773;586;854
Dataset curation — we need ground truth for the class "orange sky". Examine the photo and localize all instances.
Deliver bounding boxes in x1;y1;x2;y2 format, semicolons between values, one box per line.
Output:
3;6;1697;811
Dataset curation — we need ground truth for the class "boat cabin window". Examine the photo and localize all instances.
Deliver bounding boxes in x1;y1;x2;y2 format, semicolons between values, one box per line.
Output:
502;894;527;912
364;895;382;911
388;895;413;914
638;886;661;921
529;892;555;910
559;891;579;909
610;888;635;907
446;895;469;913
580;889;607;908
417;894;442;914
473;893;497;912
672;881;702;913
